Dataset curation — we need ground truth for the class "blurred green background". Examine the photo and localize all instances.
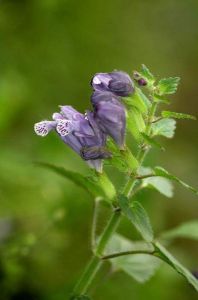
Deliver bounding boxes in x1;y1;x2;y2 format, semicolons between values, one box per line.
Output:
0;0;198;299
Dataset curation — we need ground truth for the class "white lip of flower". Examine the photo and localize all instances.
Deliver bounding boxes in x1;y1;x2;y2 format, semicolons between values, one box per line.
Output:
93;77;101;84
56;119;72;136
34;121;50;137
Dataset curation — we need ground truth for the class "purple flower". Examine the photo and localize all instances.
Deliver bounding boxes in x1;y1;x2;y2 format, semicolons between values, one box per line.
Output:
91;71;134;97
34;106;111;172
91;91;126;149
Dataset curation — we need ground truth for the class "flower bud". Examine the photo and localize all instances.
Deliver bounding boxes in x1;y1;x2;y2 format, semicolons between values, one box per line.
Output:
91;71;134;97
133;71;147;86
137;78;147;86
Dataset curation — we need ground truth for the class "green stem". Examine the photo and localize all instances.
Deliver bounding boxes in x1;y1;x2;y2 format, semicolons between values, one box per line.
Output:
72;209;121;297
72;255;102;297
145;101;158;135
91;197;101;250
122;176;136;197
102;249;155;260
95;209;121;256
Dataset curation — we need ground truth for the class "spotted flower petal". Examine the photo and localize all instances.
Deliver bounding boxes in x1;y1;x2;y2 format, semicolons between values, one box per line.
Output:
34;121;56;137
56;119;73;136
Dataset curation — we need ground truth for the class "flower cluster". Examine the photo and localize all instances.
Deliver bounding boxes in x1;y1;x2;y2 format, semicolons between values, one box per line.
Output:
34;71;134;172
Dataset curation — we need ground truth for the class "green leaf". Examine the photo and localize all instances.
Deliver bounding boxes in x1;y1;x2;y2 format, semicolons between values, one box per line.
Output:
90;172;116;201
120;147;139;171
141;133;165;151
156;77;180;95
151;118;176;138
154;166;198;195
138;167;174;198
105;234;160;283
105;140;139;172
131;107;146;132
153;94;170;104
105;139;127;172
162;111;196;120
124;88;151;114
118;195;154;242
127;107;146;139
160;220;198;240
154;242;198;291
139;64;155;84
127;111;142;142
136;87;152;108
142;177;174;198
124;94;147;114
37;162;111;200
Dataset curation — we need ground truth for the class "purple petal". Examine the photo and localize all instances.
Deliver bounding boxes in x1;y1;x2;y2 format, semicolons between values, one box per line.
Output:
91;71;134;97
93;92;126;148
60;105;84;121
91;90;121;107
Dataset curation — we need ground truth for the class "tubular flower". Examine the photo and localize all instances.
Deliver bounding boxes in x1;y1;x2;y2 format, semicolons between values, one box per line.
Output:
91;71;134;97
91;91;126;149
34;106;111;172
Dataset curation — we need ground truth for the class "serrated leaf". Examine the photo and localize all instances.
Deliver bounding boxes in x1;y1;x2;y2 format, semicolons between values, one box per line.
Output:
151;118;176;138
105;234;160;283
118;195;153;242
160;220;198;240
154;242;198;291
141;133;165;151
154;166;198;195
36;162;110;200
162;111;196;120
140;64;155;84
156;77;180;95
